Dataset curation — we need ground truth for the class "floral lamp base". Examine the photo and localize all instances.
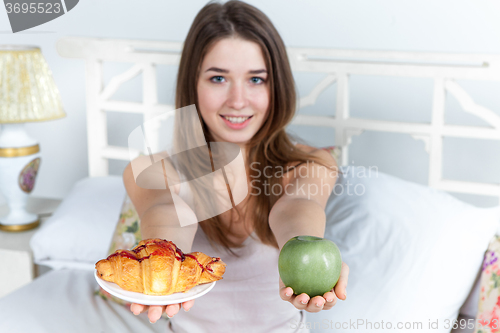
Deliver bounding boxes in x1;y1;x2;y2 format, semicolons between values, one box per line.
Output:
0;212;40;232
0;124;41;232
0;152;41;232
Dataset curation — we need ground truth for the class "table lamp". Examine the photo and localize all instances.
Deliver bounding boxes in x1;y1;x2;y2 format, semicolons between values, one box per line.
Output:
0;45;66;232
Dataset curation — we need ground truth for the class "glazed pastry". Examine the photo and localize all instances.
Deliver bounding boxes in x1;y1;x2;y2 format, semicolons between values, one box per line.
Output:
95;238;226;296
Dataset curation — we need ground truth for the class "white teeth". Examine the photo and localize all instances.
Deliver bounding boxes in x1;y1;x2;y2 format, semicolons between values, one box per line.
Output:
222;116;250;124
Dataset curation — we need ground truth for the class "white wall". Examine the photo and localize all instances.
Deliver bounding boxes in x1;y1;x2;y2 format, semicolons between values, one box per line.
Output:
0;0;499;207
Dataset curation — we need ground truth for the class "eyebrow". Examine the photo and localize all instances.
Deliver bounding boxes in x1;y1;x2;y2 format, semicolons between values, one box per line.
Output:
205;67;267;74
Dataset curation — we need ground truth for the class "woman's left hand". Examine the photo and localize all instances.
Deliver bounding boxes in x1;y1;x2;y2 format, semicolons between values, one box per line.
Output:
279;262;349;312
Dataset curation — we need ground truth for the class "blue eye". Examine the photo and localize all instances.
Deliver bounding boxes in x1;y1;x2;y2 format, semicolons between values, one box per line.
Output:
251;77;265;84
210;76;225;83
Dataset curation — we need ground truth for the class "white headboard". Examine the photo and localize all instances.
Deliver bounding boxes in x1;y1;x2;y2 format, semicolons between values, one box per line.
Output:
56;36;500;200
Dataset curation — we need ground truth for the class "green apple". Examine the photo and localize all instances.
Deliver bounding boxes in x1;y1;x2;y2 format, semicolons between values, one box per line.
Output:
278;235;342;298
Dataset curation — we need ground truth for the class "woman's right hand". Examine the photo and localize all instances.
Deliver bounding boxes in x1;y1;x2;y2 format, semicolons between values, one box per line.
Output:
130;300;195;323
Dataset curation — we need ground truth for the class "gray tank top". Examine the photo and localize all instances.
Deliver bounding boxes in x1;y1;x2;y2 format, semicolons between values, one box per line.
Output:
166;226;309;333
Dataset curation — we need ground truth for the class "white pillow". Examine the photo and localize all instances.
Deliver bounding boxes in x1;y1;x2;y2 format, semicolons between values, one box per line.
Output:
306;166;499;333
30;176;126;270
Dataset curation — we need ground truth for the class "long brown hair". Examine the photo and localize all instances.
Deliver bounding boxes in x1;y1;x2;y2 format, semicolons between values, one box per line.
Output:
175;0;328;252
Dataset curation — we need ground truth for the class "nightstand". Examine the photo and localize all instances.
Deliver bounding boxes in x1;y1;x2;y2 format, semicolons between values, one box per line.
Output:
0;196;61;298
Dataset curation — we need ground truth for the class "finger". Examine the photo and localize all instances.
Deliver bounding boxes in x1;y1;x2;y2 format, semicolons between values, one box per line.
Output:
334;262;349;300
280;286;294;301
291;293;310;310
304;296;325;313
148;305;166;324
182;299;195;312
279;277;294;301
130;303;147;315
165;303;181;318
322;291;337;310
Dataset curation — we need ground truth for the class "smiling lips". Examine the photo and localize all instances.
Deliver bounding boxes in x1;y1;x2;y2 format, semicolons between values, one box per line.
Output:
220;115;253;129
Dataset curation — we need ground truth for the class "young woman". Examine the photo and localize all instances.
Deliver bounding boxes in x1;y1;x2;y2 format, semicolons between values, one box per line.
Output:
123;1;349;331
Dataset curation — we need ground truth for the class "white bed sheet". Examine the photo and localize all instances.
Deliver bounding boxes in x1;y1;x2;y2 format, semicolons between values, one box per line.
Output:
0;269;170;333
0;268;478;333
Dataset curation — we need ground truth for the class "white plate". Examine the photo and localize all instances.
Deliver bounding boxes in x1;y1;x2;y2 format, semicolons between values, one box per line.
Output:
94;271;216;305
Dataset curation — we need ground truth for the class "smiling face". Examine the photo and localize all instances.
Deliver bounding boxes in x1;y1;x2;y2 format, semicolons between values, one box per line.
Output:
197;37;270;146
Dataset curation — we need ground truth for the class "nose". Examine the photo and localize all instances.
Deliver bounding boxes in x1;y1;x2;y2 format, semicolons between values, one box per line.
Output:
226;82;247;110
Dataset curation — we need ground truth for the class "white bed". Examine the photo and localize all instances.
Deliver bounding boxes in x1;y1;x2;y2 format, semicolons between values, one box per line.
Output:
1;36;499;333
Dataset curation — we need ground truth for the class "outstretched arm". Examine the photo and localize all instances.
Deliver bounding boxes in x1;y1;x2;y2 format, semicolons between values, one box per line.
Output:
124;154;198;251
123;156;198;322
268;148;349;313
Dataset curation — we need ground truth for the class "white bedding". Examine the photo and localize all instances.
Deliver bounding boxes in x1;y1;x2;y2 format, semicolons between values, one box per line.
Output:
18;169;499;333
0;268;477;333
0;269;170;333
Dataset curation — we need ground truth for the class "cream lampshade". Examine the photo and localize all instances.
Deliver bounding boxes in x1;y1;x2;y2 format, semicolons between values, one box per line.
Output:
0;45;66;232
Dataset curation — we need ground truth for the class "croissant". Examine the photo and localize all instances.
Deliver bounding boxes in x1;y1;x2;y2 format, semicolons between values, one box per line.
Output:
95;238;226;296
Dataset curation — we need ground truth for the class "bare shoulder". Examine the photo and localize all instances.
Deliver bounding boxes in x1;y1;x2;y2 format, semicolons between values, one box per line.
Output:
294;143;337;169
281;143;338;189
123;152;179;218
280;143;339;205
